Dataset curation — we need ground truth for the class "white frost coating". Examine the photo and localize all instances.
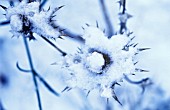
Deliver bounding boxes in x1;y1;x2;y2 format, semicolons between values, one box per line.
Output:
10;15;23;32
61;26;138;98
5;1;39;19
86;52;105;73
28;10;59;39
101;86;113;98
82;27;109;49
110;34;129;51
5;1;60;38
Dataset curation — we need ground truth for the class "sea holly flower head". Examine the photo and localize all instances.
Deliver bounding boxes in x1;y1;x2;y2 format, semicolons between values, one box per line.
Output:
3;1;61;39
61;26;138;99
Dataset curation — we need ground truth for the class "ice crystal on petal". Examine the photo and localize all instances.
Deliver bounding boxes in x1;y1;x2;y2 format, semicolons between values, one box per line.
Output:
61;26;137;98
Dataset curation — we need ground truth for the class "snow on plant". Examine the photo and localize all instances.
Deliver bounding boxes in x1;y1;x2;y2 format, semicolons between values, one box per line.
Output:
0;0;152;109
60;26;141;103
2;1;62;39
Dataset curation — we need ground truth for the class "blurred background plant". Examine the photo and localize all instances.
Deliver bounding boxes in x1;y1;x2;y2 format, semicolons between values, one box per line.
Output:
0;0;170;110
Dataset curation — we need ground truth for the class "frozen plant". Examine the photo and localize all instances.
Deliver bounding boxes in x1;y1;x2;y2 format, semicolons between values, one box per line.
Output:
60;25;148;104
1;1;63;40
0;1;65;110
58;0;150;105
0;0;152;109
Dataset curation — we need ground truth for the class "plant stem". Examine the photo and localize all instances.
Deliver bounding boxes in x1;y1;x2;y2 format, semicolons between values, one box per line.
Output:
99;0;114;37
122;0;126;14
41;36;67;56
23;37;42;110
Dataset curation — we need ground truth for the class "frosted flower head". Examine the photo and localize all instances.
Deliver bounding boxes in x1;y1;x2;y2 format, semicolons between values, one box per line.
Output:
61;26;138;99
3;1;61;39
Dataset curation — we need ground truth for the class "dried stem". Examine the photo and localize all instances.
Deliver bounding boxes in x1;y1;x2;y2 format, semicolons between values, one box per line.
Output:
41;36;67;56
119;0;127;34
124;75;152;94
0;21;10;25
122;0;126;14
99;0;114;37
0;100;5;110
124;75;149;84
23;37;42;110
16;62;60;97
58;27;84;42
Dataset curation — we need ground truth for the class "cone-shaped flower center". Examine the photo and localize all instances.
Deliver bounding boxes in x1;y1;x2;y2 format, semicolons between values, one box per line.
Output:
86;52;105;73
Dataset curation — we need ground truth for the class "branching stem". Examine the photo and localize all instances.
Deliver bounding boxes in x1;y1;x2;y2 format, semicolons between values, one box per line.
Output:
23;37;42;110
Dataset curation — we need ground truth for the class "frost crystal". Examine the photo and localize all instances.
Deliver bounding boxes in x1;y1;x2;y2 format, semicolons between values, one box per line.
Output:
61;26;138;98
5;1;60;38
